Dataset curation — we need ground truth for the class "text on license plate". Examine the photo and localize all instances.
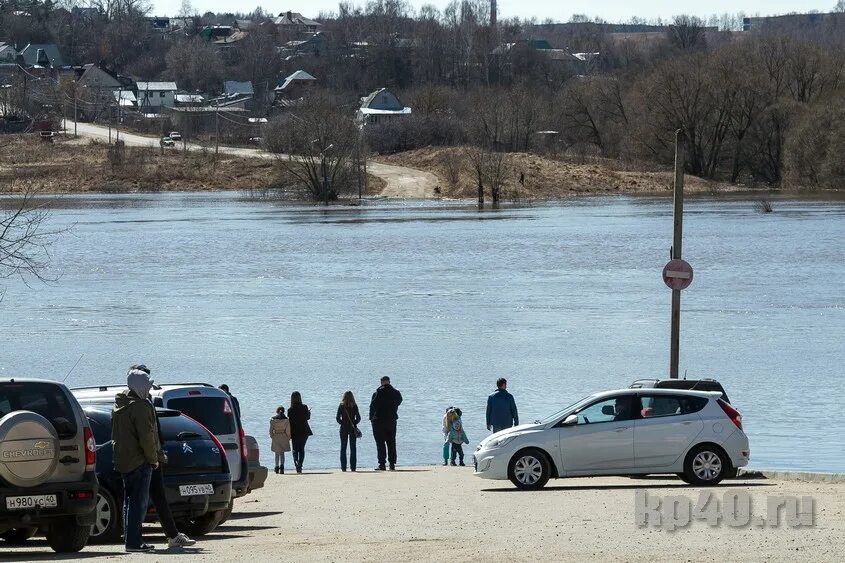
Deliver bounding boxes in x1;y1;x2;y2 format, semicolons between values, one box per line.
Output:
5;494;58;510
179;484;214;496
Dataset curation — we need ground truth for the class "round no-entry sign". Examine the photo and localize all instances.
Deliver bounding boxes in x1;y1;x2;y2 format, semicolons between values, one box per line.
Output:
663;259;694;290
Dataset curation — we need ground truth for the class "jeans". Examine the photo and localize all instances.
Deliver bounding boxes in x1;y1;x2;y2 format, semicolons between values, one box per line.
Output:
372;419;397;467
291;437;308;471
450;443;464;463
149;465;179;539
340;428;357;471
122;463;152;549
274;451;286;468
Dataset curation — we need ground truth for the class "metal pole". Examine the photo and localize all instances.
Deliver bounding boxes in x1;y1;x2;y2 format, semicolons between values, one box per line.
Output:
215;104;219;159
322;153;328;206
115;87;121;143
73;88;77;138
669;130;685;379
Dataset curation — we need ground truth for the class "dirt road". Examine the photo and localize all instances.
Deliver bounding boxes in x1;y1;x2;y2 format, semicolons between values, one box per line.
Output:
62;121;439;198
5;468;843;561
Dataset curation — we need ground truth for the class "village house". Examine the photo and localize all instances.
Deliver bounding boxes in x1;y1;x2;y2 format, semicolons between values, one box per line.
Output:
0;43;17;63
19;43;65;68
274;69;316;106
273;11;322;36
75;63;136;118
356;88;411;126
137;81;178;111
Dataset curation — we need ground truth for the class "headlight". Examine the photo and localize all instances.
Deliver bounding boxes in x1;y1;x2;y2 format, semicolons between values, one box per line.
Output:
487;435;517;450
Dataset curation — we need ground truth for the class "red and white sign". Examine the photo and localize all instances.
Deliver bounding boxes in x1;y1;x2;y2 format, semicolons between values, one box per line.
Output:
663;259;694;290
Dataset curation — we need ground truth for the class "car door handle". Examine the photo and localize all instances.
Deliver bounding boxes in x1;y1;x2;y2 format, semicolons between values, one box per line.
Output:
681;421;693;425
59;456;80;464
615;427;630;432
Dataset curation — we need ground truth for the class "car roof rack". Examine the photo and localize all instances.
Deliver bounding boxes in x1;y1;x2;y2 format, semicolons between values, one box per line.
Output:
71;384;127;392
154;383;217;389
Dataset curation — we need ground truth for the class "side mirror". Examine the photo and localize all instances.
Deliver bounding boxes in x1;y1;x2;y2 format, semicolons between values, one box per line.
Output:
601;405;616;416
561;414;578;426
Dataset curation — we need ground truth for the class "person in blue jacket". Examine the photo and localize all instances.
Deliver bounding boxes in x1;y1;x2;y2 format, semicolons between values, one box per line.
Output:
486;378;519;433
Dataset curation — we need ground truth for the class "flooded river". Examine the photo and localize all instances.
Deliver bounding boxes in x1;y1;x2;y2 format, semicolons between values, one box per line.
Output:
1;194;843;471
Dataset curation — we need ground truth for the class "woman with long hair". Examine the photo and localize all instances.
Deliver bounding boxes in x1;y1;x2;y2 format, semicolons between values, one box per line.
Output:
287;391;312;473
336;391;362;472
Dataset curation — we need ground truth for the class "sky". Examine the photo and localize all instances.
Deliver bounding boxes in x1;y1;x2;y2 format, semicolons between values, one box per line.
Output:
155;0;837;21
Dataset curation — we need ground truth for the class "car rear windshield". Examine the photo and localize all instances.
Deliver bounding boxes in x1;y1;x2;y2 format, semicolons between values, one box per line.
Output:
0;382;78;439
166;397;236;436
157;413;210;441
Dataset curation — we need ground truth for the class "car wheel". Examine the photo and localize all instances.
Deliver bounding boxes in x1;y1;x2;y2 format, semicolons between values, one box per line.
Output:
0;527;38;544
44;515;91;553
508;448;551;490
683;445;728;486
89;488;121;543
178;511;222;536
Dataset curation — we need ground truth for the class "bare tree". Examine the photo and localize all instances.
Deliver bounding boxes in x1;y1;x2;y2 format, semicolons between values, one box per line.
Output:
1;193;60;282
265;93;361;203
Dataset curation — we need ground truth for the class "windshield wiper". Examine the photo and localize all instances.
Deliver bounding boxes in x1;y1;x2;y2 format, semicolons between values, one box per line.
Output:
176;431;202;439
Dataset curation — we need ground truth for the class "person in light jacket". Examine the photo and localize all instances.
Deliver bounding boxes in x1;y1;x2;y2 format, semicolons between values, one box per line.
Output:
336;391;361;472
269;406;291;474
287;392;312;473
486;378;519;433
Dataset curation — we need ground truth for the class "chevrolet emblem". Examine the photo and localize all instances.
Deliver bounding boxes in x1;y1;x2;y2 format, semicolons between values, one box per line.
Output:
33;441;50;449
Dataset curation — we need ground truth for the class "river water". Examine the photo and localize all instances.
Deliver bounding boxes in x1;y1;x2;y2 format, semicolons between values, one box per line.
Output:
1;193;842;472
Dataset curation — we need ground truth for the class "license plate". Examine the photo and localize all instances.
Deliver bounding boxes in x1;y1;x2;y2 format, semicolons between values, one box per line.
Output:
5;494;58;510
179;484;214;496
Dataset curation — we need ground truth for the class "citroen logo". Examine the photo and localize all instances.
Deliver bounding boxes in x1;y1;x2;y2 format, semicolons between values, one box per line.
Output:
33;441;50;449
182;443;193;454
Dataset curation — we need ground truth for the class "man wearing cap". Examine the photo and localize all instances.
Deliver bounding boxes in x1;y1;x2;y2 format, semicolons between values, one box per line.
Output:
112;366;160;552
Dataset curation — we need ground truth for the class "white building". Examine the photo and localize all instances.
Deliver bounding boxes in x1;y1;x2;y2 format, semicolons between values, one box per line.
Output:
356;88;412;126
137;81;178;111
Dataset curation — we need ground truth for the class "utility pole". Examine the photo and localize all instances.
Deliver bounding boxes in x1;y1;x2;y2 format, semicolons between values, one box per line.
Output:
669;130;686;379
321;151;329;206
214;102;220;161
115;86;121;143
73;85;78;138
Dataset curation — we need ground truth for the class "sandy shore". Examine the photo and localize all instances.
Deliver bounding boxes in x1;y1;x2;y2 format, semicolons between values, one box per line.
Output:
5;468;844;561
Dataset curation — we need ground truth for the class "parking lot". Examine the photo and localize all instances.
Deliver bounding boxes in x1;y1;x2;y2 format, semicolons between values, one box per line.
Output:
3;468;843;562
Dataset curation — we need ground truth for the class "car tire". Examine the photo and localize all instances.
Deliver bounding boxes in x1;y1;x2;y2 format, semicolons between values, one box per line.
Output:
44;515;91;553
508;448;551;490
89;488;121;543
682;444;729;486
178;511;222;536
0;526;38;544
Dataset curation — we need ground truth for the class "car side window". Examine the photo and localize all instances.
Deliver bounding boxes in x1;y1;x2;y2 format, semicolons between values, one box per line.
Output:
576;396;634;424
639;395;707;418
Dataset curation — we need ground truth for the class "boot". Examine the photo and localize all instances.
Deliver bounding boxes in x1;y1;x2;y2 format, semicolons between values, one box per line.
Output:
274;466;279;474
280;465;284;474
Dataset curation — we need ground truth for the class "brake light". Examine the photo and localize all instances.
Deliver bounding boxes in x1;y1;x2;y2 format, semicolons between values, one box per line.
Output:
239;427;247;460
69;490;94;500
717;399;743;430
83;426;96;467
188;390;201;395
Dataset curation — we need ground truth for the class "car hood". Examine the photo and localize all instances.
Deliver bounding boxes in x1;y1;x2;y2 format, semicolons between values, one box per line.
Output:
478;423;545;448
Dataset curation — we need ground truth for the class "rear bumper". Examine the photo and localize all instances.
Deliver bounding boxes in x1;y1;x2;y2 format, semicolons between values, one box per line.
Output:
723;430;750;469
248;464;268;492
0;471;98;529
232;460;250;498
156;473;232;519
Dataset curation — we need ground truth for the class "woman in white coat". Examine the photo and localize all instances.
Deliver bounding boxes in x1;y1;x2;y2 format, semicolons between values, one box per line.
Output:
269;406;292;474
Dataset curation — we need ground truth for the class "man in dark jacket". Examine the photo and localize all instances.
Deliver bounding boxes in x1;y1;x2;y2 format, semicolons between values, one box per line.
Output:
112;367;159;552
486;378;519;433
369;376;403;471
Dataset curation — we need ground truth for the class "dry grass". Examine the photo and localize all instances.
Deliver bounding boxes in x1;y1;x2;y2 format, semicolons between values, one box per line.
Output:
0;134;277;193
375;147;740;198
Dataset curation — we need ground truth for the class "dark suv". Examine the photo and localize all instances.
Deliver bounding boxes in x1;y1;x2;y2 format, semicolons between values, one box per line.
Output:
630;378;731;403
0;379;98;552
83;405;232;542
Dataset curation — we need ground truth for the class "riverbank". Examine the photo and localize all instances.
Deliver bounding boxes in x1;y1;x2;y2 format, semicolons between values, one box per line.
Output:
373;147;818;198
6;469;844;561
0;134;386;194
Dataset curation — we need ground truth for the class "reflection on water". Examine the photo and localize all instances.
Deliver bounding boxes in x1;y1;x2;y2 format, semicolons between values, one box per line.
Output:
1;193;843;471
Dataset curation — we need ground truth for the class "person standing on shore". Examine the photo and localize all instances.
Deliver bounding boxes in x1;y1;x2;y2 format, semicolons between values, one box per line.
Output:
112;367;159;552
447;408;469;466
369;376;402;471
288;392;312;473
269;406;291;474
336;391;361;472
128;365;196;549
486;378;519;433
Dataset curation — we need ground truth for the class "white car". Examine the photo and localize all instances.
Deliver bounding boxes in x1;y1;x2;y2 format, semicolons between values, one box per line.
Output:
473;388;748;489
169;131;182;141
